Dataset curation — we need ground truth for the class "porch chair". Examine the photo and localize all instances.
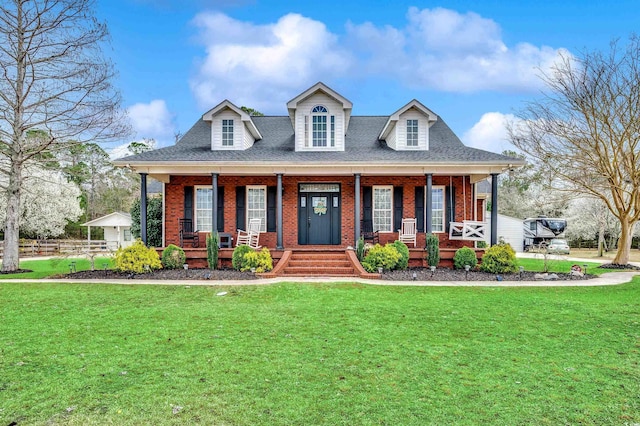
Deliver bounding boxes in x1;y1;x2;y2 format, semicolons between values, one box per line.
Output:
360;219;379;245
236;218;262;249
179;218;200;247
398;218;417;247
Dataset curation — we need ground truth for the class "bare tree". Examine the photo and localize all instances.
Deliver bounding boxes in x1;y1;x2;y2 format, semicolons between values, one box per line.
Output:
0;0;129;271
508;36;640;265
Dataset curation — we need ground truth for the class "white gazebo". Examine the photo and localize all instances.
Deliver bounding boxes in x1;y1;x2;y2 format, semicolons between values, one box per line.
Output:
82;212;133;249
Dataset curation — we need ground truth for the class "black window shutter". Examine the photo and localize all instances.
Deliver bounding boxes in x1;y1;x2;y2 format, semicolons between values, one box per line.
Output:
362;186;372;223
393;186;403;232
445;185;456;232
415;186;425;232
184;186;193;221
266;186;277;232
236;186;246;230
217;187;224;232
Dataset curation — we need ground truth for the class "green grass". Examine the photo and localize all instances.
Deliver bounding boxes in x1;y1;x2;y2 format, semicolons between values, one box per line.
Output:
1;280;639;425
516;258;606;275
0;257;114;279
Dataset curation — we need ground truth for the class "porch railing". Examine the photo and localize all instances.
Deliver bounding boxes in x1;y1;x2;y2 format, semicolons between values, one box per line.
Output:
449;221;487;241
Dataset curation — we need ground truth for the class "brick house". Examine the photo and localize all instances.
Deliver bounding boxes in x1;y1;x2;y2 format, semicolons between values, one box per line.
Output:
115;83;523;275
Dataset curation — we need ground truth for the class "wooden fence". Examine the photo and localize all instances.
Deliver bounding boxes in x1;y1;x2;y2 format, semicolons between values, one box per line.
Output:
0;240;118;257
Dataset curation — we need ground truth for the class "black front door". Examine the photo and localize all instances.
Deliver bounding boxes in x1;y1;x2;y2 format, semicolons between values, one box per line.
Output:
298;187;341;245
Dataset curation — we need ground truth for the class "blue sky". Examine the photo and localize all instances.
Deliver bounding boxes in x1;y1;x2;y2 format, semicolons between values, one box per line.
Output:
98;0;639;154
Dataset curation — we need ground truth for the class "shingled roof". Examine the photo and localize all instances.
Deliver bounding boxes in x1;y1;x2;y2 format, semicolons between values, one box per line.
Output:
116;114;520;165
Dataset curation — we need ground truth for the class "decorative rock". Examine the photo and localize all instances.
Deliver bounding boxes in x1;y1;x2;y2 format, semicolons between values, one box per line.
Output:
545;273;559;281
534;273;547;281
570;270;584;278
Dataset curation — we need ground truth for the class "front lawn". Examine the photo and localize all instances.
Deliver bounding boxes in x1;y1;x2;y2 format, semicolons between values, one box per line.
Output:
1;280;639;425
0;257;114;279
516;258;605;275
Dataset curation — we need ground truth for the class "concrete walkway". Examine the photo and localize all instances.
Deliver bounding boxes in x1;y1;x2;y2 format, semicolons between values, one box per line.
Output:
1;270;639;287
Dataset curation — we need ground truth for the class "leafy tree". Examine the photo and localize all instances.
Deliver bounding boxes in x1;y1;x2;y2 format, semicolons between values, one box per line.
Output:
509;36;640;265
240;106;264;116
0;0;129;271
130;197;162;247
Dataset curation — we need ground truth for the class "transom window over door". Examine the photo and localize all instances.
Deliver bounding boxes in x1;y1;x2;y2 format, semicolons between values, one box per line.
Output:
407;119;418;147
222;119;234;146
373;186;393;232
247;186;266;232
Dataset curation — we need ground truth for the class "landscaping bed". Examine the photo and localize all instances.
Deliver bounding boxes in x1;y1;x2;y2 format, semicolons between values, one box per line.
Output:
382;268;595;281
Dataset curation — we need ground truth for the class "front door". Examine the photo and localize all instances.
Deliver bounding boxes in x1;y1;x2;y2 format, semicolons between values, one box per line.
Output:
298;184;341;245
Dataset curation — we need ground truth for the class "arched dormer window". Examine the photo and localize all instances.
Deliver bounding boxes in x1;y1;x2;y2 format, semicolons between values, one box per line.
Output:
305;105;335;148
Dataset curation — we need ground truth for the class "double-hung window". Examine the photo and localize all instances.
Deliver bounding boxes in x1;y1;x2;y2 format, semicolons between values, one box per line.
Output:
222;119;234;146
195;187;213;232
373;186;393;232
431;186;445;232
309;105;335;148
407;119;418;147
247;186;266;232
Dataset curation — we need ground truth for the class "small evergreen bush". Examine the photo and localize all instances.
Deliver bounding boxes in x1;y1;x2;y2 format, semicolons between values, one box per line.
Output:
362;243;401;273
392;240;410;270
477;240;488;248
232;245;254;271
453;246;478;270
207;232;219;270
161;244;186;269
356;236;365;261
480;242;517;274
115;240;162;273
241;247;273;273
425;233;440;267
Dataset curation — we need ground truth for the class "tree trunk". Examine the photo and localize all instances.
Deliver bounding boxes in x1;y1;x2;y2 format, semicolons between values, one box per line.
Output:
2;162;23;272
612;218;633;265
597;223;605;257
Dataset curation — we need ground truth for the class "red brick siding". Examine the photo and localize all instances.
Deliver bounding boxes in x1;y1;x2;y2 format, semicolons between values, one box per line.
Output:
164;174;476;250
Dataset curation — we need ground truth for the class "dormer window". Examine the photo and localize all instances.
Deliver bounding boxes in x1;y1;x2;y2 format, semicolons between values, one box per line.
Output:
306;105;335;148
222;119;234;146
407;119;418;147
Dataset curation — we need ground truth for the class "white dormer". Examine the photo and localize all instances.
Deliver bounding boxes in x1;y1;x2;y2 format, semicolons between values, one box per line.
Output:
202;100;262;151
286;82;353;152
379;100;438;151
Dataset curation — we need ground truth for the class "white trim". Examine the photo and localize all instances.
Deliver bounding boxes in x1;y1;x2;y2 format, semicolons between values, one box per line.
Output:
222;118;234;146
431;185;445;233
373;185;393;233
194;186;213;233
246;185;267;233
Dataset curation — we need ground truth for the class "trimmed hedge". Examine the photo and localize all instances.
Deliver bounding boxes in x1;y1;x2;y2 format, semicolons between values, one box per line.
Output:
161;244;186;269
453;246;478;270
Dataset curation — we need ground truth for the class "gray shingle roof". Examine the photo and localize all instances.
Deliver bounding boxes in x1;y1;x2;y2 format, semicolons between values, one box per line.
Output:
117;115;519;164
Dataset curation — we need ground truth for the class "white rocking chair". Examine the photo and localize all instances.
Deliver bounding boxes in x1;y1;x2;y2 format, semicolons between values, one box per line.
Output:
236;218;262;249
398;218;417;247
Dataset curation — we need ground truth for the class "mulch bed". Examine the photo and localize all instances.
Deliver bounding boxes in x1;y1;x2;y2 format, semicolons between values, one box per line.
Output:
382;268;594;281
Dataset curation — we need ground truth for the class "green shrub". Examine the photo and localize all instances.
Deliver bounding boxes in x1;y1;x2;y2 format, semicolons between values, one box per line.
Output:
480;242;517;274
115;240;162;273
362;243;401;273
392;240;410;270
207;233;219;270
426;233;440;267
356;236;365;261
477;240;487;248
453;246;478;270
232;245;254;271
161;244;186;269
241;247;273;273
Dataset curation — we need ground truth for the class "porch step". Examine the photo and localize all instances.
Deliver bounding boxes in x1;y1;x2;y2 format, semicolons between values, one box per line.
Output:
279;250;358;277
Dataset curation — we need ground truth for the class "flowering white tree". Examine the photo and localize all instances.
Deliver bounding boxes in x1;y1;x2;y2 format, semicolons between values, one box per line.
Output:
0;166;82;238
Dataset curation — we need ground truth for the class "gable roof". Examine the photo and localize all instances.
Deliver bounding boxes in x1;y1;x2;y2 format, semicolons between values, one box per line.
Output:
202;99;262;140
379;99;438;140
114;113;525;180
286;82;353;130
82;212;132;227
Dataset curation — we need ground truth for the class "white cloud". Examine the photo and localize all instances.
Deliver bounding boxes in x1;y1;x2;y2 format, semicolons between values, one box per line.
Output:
190;12;352;112
127;100;175;146
348;7;568;93
462;112;519;153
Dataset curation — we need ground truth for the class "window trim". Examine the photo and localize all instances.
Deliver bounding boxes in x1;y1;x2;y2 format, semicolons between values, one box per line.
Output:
194;186;213;233
246;185;267;233
307;105;335;149
373;185;393;233
407;119;418;147
222;119;234;146
431;185;445;233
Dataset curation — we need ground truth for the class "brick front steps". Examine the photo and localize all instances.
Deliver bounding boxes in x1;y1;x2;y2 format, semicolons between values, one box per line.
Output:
261;249;380;279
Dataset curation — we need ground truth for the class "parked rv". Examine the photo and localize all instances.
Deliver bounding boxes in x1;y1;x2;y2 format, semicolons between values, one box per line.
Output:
523;216;567;252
